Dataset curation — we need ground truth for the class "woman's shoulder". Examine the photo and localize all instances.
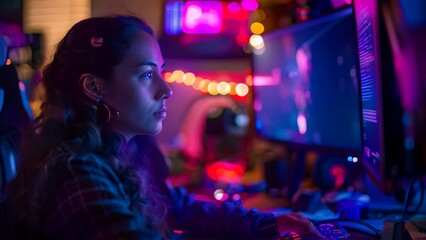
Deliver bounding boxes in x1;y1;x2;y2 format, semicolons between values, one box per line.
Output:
43;145;129;198
45;145;119;181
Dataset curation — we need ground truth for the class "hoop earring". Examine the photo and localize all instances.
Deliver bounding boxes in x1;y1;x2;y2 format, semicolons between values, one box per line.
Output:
96;95;119;125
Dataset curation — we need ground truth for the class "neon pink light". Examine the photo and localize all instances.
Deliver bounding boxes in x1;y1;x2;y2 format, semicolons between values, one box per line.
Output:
330;164;346;189
394;51;419;111
296;46;311;82
297;113;307;135
253;76;273;86
253;67;281;86
232;194;241;201
236;33;250;46
241;0;258;11
331;0;351;9
183;1;223;34
19;81;25;91
206;161;244;183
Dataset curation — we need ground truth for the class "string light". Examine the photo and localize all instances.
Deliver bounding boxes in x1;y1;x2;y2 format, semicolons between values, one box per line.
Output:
164;70;249;97
249;34;264;49
207;82;219;95
236;83;249;97
217;81;231;95
250;22;264;34
183;72;196;85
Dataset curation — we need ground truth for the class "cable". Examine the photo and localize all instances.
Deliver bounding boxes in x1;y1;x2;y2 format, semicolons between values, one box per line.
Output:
401;179;415;221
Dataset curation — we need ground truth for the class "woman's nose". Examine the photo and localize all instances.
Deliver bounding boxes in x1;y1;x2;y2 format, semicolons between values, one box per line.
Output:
156;77;173;100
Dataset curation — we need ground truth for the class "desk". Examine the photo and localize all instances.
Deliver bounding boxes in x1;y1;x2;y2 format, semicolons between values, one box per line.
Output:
405;220;426;240
382;219;426;240
242;193;290;211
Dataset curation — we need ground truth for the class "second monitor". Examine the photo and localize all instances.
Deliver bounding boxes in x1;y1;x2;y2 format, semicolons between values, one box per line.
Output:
252;6;362;157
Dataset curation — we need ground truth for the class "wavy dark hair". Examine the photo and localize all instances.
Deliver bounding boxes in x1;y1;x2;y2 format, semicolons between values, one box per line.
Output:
7;15;171;234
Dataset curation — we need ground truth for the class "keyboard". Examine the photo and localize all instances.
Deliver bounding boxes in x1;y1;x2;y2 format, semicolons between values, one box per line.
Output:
315;222;350;239
282;221;350;239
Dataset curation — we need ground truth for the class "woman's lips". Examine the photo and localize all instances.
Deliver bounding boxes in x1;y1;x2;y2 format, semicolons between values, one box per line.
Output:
154;108;167;118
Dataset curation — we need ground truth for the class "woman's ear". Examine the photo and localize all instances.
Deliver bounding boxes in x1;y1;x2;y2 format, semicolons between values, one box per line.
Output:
80;73;101;102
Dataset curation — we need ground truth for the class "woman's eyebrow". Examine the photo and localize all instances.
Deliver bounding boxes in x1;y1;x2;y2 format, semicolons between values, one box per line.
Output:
135;62;166;69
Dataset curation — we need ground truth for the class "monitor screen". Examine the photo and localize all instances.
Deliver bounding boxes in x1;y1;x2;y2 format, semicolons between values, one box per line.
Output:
353;0;385;189
354;0;426;194
252;7;362;155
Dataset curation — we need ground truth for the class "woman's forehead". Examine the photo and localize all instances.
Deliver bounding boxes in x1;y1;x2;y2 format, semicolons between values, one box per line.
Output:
121;31;164;68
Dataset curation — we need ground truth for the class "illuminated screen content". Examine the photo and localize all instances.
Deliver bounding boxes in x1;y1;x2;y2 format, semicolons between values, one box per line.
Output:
354;0;382;181
253;7;362;152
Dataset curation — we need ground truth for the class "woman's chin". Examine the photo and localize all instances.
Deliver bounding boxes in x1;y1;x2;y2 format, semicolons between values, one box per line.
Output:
146;125;162;135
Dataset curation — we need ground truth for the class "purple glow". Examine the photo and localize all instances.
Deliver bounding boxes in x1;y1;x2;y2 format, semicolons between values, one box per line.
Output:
232;194;241;201
228;2;241;14
183;1;223;34
253;98;262;112
241;0;258;11
253;67;281;86
331;0;351;9
296;45;311;83
394;49;419;111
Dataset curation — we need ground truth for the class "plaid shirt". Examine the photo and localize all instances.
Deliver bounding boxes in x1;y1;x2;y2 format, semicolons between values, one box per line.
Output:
4;149;279;240
40;151;162;240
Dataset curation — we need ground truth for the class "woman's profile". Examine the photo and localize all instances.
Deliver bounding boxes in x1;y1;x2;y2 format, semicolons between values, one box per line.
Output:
2;15;321;239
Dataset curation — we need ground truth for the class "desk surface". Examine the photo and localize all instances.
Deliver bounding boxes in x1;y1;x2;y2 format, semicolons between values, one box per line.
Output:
242;193;290;211
382;219;426;240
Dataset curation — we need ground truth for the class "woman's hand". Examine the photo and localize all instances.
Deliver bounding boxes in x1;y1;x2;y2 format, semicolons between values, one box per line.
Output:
276;212;323;239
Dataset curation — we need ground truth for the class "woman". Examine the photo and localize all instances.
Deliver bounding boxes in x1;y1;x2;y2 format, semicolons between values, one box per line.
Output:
3;15;321;239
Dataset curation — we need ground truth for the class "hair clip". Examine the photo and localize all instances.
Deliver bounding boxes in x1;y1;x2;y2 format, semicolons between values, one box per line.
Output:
90;37;103;47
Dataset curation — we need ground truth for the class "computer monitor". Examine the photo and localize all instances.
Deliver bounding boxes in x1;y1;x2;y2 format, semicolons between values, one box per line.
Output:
354;0;426;195
252;6;363;157
251;7;364;196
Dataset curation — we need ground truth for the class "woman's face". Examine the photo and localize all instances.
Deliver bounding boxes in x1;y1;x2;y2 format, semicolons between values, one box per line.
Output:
102;30;172;141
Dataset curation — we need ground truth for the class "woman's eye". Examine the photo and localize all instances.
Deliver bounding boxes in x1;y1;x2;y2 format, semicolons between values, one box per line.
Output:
140;71;153;79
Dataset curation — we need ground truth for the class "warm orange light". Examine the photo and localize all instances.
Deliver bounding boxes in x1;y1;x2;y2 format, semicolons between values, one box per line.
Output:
217;81;231;95
163;70;248;96
164;72;173;82
229;82;237;95
199;79;209;93
172;70;184;83
183;72;196;85
250;22;264;34
245;75;253;86
207;82;218;95
236;83;249;97
192;77;203;90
